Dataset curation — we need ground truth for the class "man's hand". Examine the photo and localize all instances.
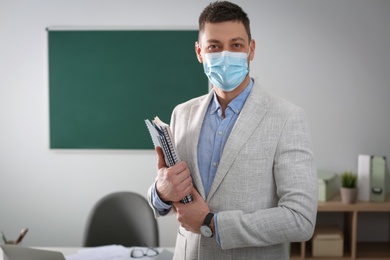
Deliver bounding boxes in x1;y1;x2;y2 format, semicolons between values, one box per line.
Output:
155;146;193;203
174;188;211;234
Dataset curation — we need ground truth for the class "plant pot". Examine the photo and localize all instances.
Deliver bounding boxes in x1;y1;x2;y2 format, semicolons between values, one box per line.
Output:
340;187;357;204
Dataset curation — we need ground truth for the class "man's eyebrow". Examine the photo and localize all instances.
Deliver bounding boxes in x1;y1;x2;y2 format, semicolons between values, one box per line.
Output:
206;37;246;44
231;37;246;42
206;39;221;44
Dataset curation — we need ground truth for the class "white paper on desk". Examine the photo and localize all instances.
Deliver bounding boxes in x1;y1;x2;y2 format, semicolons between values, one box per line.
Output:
65;245;167;260
65;245;129;260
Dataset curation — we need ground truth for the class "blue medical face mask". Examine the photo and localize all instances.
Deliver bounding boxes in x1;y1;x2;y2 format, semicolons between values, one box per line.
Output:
202;50;249;92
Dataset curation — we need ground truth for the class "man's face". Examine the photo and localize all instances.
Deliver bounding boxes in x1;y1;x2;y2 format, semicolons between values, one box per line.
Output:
195;21;254;62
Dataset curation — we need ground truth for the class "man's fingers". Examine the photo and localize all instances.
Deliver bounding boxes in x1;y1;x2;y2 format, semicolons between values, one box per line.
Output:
156;146;167;169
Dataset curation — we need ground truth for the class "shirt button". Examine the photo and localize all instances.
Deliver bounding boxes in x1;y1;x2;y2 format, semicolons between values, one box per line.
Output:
213;162;217;167
218;131;223;135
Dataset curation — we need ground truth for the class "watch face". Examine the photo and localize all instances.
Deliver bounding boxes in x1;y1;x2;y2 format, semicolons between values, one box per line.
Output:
200;225;213;238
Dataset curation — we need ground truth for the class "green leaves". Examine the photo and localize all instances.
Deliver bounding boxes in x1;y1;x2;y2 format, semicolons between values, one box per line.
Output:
340;171;357;188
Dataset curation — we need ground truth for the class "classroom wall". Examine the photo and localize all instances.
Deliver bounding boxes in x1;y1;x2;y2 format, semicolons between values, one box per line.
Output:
0;0;389;247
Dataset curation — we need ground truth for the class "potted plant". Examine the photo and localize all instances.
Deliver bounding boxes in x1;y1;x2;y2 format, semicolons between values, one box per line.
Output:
340;171;358;204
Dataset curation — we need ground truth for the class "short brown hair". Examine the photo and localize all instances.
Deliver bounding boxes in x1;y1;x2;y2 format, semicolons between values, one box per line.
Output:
198;1;251;41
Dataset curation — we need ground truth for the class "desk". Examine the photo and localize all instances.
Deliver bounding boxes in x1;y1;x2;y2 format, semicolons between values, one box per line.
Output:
40;247;175;255
0;246;175;260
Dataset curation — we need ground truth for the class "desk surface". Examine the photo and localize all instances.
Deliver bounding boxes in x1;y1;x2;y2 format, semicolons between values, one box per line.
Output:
38;247;175;254
36;247;81;255
0;246;175;260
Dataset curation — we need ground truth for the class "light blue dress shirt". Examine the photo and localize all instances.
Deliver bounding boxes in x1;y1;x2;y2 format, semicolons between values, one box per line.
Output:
197;79;253;198
151;79;254;243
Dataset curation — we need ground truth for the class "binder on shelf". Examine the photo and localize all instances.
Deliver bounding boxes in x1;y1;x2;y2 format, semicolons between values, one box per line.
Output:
358;154;371;202
145;116;193;204
370;156;388;202
317;171;339;201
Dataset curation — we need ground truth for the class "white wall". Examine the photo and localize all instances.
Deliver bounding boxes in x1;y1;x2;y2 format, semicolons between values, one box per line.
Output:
0;0;389;247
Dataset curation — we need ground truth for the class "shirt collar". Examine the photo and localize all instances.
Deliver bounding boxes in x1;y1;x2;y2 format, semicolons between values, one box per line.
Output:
210;78;254;115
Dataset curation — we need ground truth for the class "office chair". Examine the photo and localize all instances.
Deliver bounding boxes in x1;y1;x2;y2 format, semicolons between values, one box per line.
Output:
83;191;159;247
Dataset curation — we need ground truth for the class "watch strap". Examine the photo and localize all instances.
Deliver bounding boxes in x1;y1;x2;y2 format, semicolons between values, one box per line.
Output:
202;212;214;226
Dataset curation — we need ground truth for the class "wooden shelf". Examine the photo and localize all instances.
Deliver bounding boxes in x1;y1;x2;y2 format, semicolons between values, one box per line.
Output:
291;195;390;259
318;194;390;212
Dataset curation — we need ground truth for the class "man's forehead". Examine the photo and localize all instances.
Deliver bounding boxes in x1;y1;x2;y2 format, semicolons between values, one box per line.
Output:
199;21;248;43
205;37;246;43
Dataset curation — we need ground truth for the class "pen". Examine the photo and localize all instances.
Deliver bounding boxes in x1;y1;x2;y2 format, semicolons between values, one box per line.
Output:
16;228;28;244
1;231;7;244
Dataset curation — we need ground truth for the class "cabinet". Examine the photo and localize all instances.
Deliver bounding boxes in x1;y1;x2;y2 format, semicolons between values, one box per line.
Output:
290;195;390;259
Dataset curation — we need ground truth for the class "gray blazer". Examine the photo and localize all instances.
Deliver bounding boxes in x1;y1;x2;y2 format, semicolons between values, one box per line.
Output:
149;82;317;260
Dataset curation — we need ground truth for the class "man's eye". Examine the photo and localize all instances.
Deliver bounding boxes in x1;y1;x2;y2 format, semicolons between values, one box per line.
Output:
207;45;219;50
233;43;242;48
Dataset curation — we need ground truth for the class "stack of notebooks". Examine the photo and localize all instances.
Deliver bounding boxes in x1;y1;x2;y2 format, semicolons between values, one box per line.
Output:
145;116;192;204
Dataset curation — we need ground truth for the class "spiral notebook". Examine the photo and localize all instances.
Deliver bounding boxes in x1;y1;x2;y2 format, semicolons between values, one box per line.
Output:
145;116;192;204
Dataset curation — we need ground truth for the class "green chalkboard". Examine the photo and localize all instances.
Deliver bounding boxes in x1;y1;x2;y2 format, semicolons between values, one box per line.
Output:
48;30;208;149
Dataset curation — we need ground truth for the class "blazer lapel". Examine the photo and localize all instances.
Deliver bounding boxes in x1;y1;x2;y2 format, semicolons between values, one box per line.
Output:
207;83;270;201
186;91;214;199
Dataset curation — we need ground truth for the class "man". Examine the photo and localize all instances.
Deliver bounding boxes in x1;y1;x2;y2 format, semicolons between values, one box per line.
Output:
148;1;317;259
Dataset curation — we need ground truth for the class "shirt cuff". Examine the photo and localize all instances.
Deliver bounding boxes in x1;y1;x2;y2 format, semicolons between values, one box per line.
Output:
214;213;221;245
151;182;172;216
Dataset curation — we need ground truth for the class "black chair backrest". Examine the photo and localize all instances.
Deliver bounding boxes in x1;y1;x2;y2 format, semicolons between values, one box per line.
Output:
83;191;159;247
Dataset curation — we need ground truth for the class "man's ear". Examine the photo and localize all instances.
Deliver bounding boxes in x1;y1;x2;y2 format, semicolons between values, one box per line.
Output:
195;41;203;63
249;39;255;61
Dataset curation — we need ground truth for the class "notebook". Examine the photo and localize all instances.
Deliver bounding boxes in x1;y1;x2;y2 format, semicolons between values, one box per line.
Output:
0;245;66;260
145;116;192;204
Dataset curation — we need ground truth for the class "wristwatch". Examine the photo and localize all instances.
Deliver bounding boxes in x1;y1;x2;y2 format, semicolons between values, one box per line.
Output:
200;212;214;238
